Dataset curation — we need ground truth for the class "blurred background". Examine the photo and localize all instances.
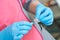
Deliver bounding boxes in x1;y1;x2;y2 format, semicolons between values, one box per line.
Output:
39;0;60;40
28;0;60;40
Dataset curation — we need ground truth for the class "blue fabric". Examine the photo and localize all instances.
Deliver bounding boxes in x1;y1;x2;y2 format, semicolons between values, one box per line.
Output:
0;21;33;40
35;4;54;26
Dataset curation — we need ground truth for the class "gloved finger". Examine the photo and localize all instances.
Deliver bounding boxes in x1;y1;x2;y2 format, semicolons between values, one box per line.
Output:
41;16;53;26
35;4;46;19
47;7;53;15
14;34;23;40
40;15;53;23
12;25;20;36
40;13;53;22
40;8;50;19
12;21;33;27
12;26;31;36
18;26;32;30
19;30;29;34
44;19;53;25
18;21;33;27
46;22;53;26
46;16;53;24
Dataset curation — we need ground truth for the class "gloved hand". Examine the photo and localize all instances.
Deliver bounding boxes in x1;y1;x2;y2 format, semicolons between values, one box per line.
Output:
12;21;33;40
35;4;54;26
0;21;33;40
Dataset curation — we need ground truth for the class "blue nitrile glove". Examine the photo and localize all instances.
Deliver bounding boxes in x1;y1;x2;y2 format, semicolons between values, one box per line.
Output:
0;21;33;40
35;4;54;26
0;25;13;40
12;21;33;40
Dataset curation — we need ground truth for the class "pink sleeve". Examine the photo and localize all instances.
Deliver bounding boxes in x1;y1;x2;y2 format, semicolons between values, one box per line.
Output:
21;0;26;6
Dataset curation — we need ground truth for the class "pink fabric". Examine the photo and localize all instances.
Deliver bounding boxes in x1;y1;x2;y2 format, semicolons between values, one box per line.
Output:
0;0;43;40
0;0;27;30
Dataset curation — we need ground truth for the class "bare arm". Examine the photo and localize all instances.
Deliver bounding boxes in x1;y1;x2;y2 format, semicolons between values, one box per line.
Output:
28;0;40;13
23;0;40;13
